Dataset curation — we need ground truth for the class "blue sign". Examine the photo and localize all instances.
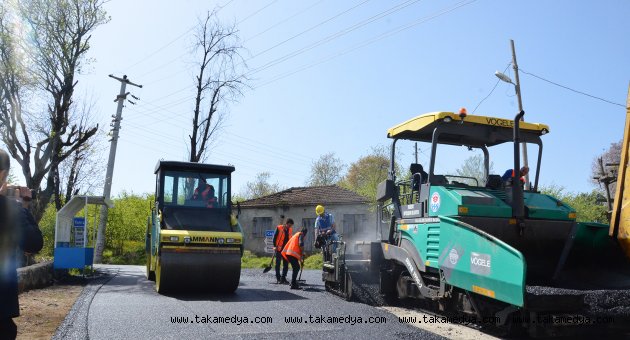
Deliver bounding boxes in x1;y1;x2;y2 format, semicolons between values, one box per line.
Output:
73;217;85;228
265;230;274;238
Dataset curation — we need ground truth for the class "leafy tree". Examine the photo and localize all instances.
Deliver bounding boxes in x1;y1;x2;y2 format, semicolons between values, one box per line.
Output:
540;185;608;223
454;154;494;186
241;172;281;199
0;0;109;221
340;146;396;204
106;192;152;255
307;152;345;186
188;10;248;162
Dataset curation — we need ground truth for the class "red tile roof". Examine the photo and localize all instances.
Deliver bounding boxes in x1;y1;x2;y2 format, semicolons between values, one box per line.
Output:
238;185;368;208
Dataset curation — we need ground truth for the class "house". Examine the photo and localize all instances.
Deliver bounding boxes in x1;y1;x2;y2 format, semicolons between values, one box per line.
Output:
237;185;377;255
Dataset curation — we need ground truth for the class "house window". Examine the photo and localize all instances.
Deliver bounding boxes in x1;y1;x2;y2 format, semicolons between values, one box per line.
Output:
252;217;272;237
342;214;366;236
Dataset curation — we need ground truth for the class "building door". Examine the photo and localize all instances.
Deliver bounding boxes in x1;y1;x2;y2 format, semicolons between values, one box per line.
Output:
302;218;316;253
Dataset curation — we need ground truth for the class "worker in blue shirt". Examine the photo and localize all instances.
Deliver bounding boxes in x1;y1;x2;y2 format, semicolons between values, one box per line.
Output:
314;205;339;261
501;166;529;186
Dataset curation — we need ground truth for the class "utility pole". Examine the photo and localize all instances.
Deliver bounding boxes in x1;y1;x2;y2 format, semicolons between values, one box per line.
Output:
510;40;530;190
94;75;142;263
596;157;616;218
415;142;418;163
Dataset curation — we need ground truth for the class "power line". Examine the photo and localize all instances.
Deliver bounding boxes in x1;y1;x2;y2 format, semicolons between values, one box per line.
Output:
119;0;236;72
121;122;308;180
243;0;326;43
257;0;477;88
249;0;422;76
519;68;627;108
472;62;511;114
122;112;314;166
247;0;371;61
237;0;278;25
123;0;420;117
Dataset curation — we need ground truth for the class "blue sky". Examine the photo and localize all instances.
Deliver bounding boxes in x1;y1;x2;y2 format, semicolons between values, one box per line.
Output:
71;0;629;197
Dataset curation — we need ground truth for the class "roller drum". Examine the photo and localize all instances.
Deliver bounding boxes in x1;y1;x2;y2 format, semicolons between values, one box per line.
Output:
157;248;241;293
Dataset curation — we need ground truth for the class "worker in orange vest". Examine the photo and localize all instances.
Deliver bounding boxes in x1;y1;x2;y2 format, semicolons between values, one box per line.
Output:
281;225;307;290
272;218;294;284
501;166;529;187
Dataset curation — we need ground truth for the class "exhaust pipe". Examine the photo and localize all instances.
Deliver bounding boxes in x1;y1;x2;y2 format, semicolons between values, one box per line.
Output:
513;111;525;219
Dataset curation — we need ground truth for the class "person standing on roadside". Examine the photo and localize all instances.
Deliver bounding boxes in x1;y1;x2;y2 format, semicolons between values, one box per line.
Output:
272;218;293;284
0;149;43;340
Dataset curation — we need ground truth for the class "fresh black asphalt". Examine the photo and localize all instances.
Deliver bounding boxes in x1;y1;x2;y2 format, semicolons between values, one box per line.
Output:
55;265;443;339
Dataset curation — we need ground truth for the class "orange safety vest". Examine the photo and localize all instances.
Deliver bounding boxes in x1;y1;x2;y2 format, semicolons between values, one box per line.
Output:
275;224;293;249
282;232;303;261
511;170;525;183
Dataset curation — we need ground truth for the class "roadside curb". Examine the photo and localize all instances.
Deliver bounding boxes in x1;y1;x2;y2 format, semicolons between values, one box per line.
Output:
17;260;53;293
53;267;119;340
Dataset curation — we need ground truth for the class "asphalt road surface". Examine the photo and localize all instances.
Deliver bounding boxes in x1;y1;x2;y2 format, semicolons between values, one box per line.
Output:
54;265;444;340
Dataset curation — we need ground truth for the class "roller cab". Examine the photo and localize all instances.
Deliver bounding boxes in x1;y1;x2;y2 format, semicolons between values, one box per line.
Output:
146;161;243;294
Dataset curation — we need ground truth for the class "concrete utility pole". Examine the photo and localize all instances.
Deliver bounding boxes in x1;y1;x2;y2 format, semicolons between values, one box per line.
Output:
510;40;530;190
415;142;418;163
94;75;142;263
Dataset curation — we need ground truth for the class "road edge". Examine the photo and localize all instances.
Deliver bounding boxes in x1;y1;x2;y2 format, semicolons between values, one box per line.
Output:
52;268;119;340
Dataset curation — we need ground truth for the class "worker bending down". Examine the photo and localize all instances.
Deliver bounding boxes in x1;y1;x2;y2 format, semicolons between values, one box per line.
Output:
281;225;307;290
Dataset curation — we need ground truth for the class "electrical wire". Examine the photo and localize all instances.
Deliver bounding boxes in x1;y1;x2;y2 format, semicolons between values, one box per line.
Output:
246;0;371;61
119;0;236;72
237;0;278;25
256;0;477;88
243;0;326;43
519;68;627;108
248;0;422;76
472;62;511;114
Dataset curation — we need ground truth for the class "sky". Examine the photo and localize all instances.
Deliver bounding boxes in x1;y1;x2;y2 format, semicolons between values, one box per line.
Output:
64;0;630;198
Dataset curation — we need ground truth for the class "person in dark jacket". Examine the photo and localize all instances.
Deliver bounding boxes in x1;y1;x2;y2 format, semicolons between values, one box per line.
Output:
0;149;43;339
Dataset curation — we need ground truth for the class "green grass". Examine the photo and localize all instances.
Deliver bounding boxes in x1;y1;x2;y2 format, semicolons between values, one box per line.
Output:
241;250;273;269
303;254;323;269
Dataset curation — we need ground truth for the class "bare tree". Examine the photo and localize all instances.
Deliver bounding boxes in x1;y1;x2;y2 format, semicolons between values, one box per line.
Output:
0;0;108;221
308;152;345;186
188;10;247;163
241;172;281;199
53;97;106;209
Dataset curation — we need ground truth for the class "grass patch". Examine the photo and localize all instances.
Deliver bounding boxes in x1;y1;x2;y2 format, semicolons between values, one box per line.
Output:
303;254;323;269
241;250;272;269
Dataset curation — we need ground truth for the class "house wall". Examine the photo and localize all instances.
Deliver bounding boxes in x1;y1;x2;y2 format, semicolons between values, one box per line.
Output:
238;203;378;256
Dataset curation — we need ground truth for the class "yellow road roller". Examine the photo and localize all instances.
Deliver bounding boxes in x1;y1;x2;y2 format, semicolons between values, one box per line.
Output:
145;161;243;294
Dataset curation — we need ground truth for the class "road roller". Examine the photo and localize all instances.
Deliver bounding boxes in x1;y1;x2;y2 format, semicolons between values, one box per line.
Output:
323;111;630;337
145;161;243;294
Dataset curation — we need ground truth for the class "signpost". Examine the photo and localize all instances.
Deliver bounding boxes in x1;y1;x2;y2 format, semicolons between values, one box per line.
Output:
73;217;86;247
264;230;275;254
